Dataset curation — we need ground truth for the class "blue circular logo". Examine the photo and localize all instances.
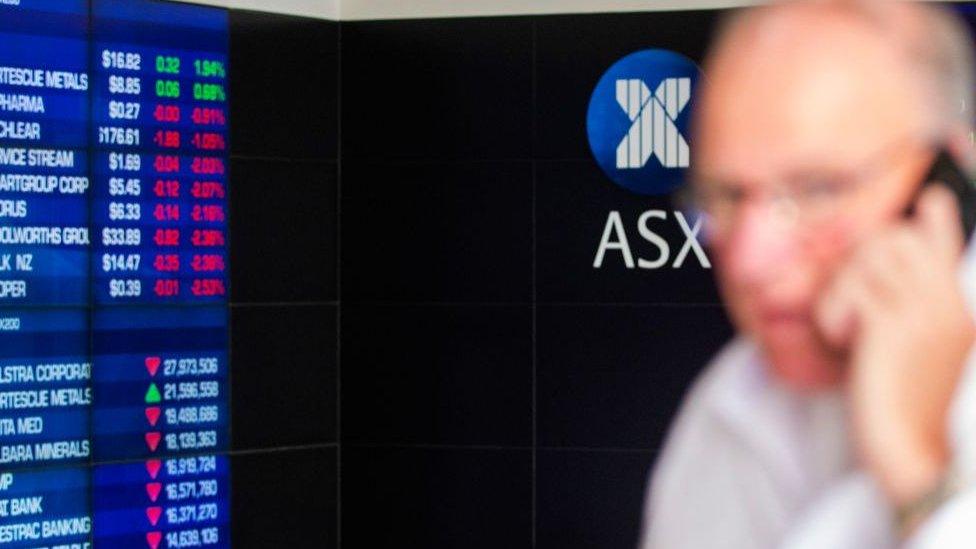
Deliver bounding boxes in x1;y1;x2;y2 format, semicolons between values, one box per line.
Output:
586;49;703;195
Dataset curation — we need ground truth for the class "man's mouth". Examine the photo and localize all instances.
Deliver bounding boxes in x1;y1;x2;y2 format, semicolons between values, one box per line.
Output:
758;307;812;334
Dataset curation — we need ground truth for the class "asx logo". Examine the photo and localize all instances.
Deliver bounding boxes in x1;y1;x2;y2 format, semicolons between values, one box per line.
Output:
593;209;709;270
586;49;710;270
586;49;701;195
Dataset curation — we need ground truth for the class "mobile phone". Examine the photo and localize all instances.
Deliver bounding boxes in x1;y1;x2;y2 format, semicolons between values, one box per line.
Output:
909;148;976;243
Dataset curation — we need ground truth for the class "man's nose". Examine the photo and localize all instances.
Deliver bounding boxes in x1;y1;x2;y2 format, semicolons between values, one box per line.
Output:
721;200;799;284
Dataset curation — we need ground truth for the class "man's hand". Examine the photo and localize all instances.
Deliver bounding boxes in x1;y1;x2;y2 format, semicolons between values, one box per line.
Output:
816;185;976;508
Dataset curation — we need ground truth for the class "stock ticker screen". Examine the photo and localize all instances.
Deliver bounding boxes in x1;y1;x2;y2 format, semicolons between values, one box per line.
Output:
0;0;230;547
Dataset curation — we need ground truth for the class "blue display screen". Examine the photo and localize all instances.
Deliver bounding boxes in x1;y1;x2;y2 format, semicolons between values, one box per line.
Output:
0;0;230;546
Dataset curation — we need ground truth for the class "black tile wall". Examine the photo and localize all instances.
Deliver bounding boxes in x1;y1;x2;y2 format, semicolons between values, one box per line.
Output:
232;447;338;547
231;304;337;449
230;158;337;303
228;7;731;549
228;10;340;547
536;449;655;549
341;304;532;446
341;18;533;161
341;446;533;549
230;10;339;160
341;161;532;302
537;304;732;449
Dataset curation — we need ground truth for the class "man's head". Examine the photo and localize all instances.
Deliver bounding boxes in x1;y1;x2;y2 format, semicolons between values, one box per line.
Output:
694;0;976;390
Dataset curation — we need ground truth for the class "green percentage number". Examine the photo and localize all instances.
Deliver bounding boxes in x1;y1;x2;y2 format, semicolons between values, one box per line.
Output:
194;59;226;78
193;82;226;102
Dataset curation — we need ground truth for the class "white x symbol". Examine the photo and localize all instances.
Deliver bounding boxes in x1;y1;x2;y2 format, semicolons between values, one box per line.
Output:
615;77;690;169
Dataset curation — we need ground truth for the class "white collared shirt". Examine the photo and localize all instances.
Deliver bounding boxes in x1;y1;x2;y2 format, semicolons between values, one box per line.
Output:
638;240;976;549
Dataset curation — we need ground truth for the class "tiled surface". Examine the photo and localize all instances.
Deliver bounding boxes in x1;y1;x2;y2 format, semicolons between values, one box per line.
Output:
228;10;341;545
229;8;729;548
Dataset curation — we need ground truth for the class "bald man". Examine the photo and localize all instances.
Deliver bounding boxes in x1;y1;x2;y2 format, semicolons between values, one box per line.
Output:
640;1;976;548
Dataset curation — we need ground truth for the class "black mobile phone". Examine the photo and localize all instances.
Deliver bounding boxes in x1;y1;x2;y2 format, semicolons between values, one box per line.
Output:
909;148;976;243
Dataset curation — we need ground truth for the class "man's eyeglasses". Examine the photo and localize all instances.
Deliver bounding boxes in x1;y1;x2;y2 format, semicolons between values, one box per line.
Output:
680;136;934;243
